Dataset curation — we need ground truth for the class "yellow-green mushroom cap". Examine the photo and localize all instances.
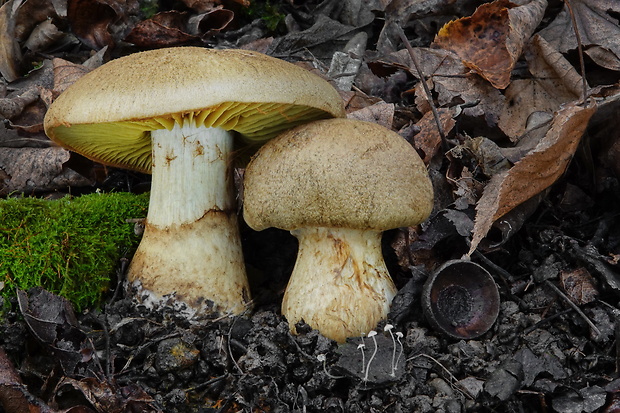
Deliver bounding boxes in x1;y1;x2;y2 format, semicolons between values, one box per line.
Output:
43;47;345;173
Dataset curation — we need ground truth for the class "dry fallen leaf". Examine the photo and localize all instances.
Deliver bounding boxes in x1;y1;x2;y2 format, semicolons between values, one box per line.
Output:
0;347;54;413
560;267;598;305
125;11;198;48
498;35;585;141
433;0;547;89
347;101;395;129
539;0;620;71
468;101;596;255
67;0;122;50
0;87;39;120
50;58;91;97
412;107;456;165
0;147;92;195
371;48;505;125
0;0;23;82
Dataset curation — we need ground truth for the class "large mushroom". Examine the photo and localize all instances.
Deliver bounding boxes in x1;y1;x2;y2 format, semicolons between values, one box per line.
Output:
243;118;433;342
44;47;345;316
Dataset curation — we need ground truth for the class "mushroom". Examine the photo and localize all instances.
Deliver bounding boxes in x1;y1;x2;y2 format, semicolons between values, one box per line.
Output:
243;118;433;342
44;47;345;316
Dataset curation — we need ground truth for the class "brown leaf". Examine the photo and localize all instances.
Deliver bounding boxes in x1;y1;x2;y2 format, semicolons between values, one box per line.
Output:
0;347;55;413
67;0;121;50
560;267;599;305
433;0;547;89
0;0;23;82
413;107;456;165
0;87;39;120
499;35;585;140
468;102;596;254
23;19;64;52
347;101;395;129
51;58;91;96
0;147;93;195
539;0;620;71
180;0;219;13
372;48;505;124
188;8;235;37
125;11;199;48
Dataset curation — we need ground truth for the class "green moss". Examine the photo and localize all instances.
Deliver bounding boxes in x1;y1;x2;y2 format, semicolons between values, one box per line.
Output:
243;0;286;33
0;192;149;311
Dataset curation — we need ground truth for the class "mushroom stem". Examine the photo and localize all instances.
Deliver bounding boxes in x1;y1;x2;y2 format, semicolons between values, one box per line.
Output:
282;227;397;342
127;121;250;315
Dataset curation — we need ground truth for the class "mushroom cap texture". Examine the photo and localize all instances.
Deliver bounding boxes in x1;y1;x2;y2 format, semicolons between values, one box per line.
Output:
44;47;345;173
243;118;434;231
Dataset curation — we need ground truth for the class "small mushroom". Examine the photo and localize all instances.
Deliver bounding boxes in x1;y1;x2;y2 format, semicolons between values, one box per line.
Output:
44;47;345;316
243;118;433;342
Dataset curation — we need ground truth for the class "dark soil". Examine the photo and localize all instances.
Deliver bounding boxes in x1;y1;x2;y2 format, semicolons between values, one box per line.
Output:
2;184;620;413
2;0;620;412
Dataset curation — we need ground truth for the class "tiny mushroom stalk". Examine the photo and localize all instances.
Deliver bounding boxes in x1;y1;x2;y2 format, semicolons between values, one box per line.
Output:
243;118;433;342
44;47;345;316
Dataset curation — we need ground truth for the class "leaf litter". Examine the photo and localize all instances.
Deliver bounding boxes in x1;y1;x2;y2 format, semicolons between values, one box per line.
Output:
1;0;620;411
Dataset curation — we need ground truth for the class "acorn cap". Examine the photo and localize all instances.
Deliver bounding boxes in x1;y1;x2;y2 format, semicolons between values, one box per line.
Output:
44;47;345;173
243;118;434;232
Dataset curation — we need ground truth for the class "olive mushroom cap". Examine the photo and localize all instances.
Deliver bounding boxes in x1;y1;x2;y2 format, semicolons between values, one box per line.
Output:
43;47;345;172
243;118;434;232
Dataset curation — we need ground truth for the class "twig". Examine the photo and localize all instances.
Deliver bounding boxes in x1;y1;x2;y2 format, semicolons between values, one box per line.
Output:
392;22;449;154
544;280;601;336
523;308;573;335
407;353;474;400
563;0;588;103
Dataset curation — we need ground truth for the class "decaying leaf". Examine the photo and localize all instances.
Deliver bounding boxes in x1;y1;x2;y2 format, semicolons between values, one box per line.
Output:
539;0;620;71
433;0;547;89
125;11;199;48
188;7;235;37
468;102;596;254
0;147;93;195
499;35;585;140
347;101;395;129
0;0;23;82
67;0;121;50
49;58;91;98
560;267;598;305
0;87;39;120
23;19;65;52
0;347;55;413
412;107;456;164
371;48;505;124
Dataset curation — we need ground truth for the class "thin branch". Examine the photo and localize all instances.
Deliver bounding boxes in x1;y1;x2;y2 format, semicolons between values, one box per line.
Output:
563;0;588;103
544;280;601;336
392;22;449;154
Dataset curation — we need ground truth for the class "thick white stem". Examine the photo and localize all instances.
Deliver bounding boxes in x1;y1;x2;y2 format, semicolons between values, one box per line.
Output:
128;122;250;315
282;227;397;343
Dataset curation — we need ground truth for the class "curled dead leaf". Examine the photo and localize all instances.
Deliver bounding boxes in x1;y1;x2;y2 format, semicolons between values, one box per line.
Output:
560;267;598;305
539;0;620;71
468;102;596;255
413;108;456;165
0;0;23;82
433;0;547;89
0;147;93;195
125;11;199;48
67;0;121;50
499;35;585;140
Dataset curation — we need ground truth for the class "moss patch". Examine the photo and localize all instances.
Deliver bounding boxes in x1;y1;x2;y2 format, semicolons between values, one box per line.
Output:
0;192;149;311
